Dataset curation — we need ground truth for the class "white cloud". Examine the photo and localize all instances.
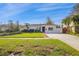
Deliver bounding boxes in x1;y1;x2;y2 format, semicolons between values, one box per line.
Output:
36;4;73;11
36;7;55;11
0;3;32;20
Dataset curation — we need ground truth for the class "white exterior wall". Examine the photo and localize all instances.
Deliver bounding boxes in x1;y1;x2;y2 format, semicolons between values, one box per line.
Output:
45;25;54;33
69;21;74;27
69;21;75;33
29;26;37;29
40;25;45;32
72;26;75;33
29;26;41;30
45;25;62;33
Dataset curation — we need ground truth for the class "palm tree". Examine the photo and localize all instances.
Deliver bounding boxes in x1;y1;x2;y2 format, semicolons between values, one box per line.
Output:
72;3;79;15
62;4;79;33
62;17;71;26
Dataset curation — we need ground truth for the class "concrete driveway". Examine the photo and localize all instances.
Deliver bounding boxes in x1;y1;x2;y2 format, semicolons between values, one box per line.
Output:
46;34;79;51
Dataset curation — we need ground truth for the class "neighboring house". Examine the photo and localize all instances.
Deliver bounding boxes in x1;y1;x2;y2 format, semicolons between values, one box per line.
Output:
62;21;79;33
69;21;79;33
0;24;9;31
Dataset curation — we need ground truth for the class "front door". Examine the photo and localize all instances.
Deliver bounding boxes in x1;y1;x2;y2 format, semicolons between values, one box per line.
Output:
42;27;45;32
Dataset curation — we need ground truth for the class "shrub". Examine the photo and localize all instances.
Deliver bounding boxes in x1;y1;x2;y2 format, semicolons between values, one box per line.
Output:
21;29;41;33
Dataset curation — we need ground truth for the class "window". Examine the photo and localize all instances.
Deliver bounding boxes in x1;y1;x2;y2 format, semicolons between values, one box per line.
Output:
48;27;53;30
56;25;60;28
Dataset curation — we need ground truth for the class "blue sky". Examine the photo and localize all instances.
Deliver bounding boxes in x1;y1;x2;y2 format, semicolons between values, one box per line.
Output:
0;3;75;25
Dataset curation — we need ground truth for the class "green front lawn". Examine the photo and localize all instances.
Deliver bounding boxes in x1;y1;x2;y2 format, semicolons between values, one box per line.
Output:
0;39;79;56
0;33;46;38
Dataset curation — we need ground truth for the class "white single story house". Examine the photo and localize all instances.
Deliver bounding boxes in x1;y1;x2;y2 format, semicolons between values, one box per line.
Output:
25;24;62;33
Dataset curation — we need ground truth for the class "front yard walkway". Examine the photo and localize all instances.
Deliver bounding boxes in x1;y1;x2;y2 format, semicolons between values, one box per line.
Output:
46;34;79;51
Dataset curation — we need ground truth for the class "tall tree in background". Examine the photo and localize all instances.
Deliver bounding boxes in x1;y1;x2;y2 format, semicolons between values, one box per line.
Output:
16;20;19;31
26;23;29;29
46;17;53;25
8;20;14;32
